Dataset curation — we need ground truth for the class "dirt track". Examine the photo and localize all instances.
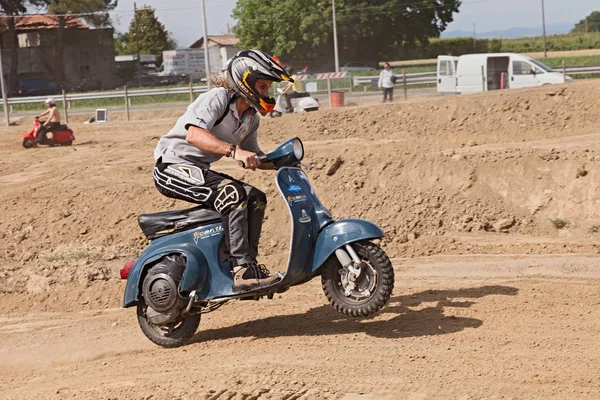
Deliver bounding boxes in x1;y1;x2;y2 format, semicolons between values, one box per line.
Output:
2;81;600;398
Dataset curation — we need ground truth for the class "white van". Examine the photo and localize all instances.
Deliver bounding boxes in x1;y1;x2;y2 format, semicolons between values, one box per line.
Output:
437;53;572;95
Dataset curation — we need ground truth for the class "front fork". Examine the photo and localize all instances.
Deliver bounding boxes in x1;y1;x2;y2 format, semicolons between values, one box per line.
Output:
335;244;364;297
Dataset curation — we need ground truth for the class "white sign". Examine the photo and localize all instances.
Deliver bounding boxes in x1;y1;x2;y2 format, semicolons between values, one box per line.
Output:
162;49;205;78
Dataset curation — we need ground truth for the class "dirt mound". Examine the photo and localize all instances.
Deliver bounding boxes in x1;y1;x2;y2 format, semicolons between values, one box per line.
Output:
1;80;600;311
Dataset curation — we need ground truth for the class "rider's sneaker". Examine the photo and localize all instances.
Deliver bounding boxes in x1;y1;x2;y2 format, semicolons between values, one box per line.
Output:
232;262;280;292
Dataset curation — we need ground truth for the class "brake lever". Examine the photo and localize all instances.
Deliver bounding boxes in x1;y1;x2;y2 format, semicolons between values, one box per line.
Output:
301;162;315;170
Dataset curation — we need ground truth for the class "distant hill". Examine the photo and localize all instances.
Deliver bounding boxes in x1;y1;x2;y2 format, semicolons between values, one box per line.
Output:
441;23;574;39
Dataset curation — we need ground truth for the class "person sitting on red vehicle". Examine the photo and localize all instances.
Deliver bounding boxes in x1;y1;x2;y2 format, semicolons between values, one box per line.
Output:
281;67;309;113
36;98;61;144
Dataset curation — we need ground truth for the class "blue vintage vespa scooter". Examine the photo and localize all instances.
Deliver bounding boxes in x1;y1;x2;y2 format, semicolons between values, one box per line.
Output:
121;138;394;347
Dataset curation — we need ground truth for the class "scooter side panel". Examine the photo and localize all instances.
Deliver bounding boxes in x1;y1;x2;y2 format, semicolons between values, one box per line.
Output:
122;241;209;307
308;219;385;274
122;222;234;307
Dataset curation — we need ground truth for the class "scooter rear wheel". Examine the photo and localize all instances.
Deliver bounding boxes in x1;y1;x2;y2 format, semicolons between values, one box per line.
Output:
137;301;200;348
136;257;200;348
321;241;394;317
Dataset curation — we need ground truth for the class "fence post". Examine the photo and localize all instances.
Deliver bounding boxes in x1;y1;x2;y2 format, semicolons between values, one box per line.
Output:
348;76;352;93
327;76;332;109
481;65;486;92
562;60;566;83
62;89;68;124
124;85;130;121
402;68;407;101
189;81;194;103
2;93;8;127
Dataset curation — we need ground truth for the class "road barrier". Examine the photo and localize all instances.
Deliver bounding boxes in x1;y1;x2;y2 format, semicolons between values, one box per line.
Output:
1;65;597;125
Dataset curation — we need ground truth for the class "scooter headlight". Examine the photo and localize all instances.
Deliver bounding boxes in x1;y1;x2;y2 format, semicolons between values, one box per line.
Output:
293;138;304;161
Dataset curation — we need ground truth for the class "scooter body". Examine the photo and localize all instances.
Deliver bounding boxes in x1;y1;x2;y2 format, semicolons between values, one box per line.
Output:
121;138;394;347
22;117;75;148
270;89;320;118
123;167;382;305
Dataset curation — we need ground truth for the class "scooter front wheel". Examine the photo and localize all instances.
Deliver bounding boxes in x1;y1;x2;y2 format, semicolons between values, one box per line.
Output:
321;241;394;317
22;139;36;149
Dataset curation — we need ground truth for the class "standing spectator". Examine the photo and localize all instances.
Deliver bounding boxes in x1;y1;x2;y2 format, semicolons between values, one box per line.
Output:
378;62;395;103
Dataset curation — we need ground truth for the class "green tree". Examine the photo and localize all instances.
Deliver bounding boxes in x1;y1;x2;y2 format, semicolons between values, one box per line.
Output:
232;0;461;68
572;11;600;33
120;6;177;65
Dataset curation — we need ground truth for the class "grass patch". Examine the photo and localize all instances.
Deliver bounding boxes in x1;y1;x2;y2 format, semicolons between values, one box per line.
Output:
11;93;192;113
550;218;568;229
39;244;105;262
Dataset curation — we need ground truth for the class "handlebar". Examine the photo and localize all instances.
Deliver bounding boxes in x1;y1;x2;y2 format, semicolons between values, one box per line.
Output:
237;154;268;169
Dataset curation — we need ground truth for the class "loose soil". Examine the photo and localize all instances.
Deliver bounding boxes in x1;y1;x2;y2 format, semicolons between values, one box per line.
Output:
1;81;600;399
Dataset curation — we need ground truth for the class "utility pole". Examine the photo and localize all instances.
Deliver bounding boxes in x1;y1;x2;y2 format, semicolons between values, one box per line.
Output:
201;0;211;90
586;19;589;34
134;2;142;87
541;0;547;59
473;23;477;50
0;44;9;127
332;0;339;72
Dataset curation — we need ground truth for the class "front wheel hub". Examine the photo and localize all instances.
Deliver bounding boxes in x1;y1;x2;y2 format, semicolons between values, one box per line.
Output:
339;262;377;300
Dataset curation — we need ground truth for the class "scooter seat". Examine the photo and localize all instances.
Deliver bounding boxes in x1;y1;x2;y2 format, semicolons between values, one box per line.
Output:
137;206;222;239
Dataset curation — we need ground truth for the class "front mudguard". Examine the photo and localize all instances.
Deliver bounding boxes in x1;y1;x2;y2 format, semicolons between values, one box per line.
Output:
122;243;209;307
309;219;384;274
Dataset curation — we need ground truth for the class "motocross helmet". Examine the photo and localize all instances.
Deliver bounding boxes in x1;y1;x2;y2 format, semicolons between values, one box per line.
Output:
227;50;293;115
44;97;56;105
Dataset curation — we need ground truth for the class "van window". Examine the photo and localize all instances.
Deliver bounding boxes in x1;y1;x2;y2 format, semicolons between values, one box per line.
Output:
513;61;534;75
530;59;553;73
439;60;452;76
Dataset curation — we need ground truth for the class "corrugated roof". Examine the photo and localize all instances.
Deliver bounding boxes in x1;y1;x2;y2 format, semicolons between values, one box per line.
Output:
190;34;239;49
0;15;88;31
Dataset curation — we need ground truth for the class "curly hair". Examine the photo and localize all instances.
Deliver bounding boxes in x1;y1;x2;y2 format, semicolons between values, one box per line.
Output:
208;73;233;89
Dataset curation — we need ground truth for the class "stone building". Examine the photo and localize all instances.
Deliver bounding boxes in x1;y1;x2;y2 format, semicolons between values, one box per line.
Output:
0;15;118;94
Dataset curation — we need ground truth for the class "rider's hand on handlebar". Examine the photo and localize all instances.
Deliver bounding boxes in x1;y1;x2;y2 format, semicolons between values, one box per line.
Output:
234;148;261;170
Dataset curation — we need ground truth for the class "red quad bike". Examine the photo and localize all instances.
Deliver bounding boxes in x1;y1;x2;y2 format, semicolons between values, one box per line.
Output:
22;117;75;149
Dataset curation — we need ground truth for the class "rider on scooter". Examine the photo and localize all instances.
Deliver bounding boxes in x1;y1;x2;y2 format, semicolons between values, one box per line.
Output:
152;49;293;292
36;98;61;144
281;67;308;113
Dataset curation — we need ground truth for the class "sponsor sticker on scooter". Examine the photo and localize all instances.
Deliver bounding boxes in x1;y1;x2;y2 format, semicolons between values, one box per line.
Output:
287;194;307;205
193;225;223;244
288;184;302;193
299;209;311;223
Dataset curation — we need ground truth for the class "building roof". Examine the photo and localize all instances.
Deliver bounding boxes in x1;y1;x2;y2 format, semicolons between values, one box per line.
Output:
190;34;239;49
0;15;88;31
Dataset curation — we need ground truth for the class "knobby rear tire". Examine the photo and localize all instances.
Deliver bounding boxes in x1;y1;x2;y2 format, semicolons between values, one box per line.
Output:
136;257;200;348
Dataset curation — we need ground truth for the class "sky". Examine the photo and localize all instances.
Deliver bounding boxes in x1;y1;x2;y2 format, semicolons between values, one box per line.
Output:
109;0;599;48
